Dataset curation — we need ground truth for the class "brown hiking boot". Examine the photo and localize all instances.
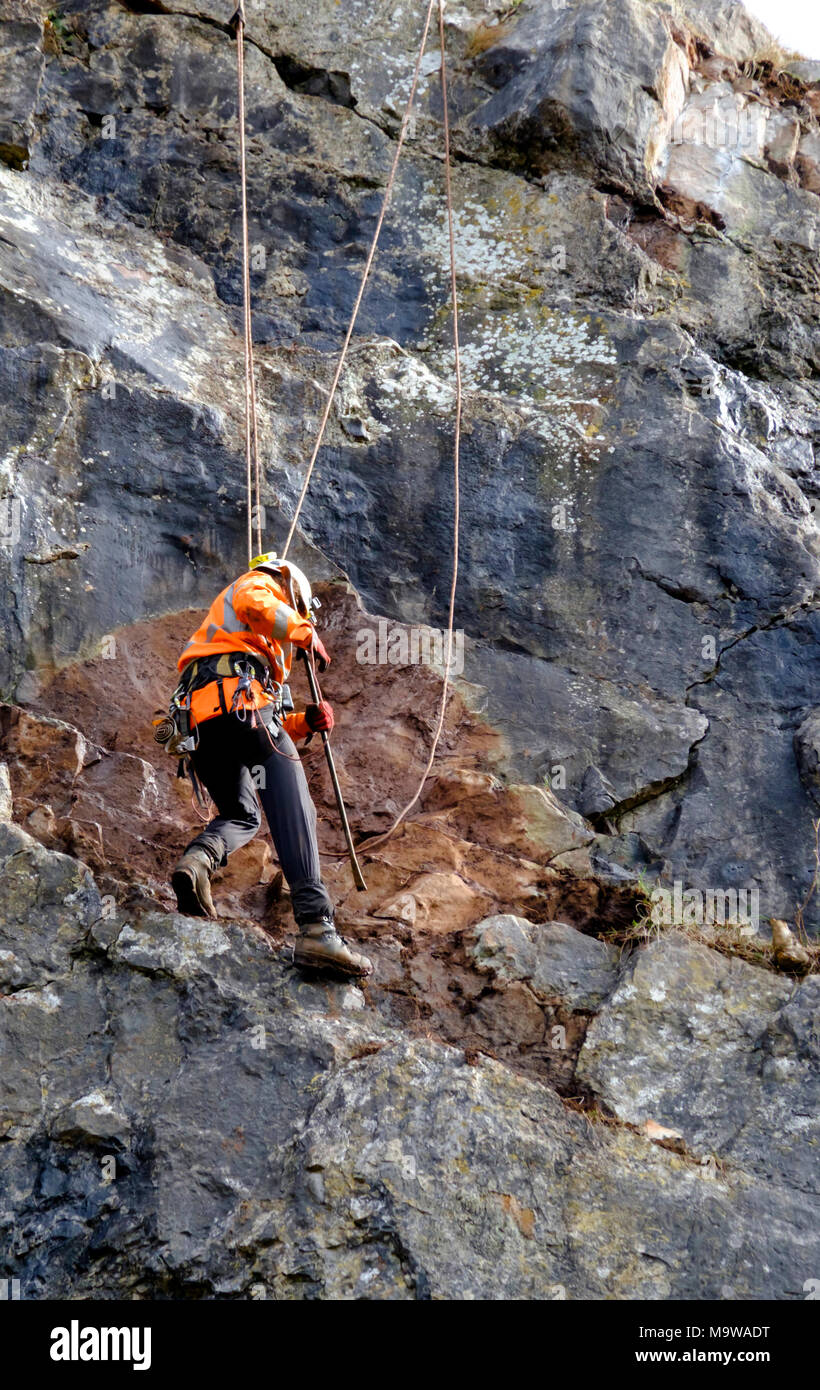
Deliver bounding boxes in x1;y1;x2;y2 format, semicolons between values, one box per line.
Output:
171;847;217;919
293;918;372;979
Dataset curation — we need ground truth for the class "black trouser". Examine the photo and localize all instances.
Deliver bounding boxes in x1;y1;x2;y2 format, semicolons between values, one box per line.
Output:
184;710;333;926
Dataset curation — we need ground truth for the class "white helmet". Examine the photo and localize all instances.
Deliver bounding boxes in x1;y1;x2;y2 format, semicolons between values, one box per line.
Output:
249;552;314;620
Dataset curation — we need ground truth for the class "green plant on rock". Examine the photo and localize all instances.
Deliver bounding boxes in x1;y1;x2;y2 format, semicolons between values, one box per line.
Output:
46;10;75;54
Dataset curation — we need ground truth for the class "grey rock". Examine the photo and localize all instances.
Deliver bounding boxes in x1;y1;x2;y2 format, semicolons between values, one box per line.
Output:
340;414;369;440
1;0;820;1296
0;950;24;990
0;16;44;169
471;914;620;1010
0;821;100;990
683;2;773;59
110;913;232;979
0;762;11;821
785;60;820;85
463;0;671;192
794;709;820;805
0;837;816;1298
579;764;619;820
577;936;820;1195
50;1091;131;1145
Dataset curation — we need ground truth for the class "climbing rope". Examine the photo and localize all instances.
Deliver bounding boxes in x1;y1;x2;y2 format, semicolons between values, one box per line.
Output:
280;0;438;561
233;1;263;563
231;0;462;855
362;0;462;851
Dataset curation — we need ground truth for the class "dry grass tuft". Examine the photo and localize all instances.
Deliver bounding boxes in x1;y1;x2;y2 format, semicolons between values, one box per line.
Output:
598;823;820;978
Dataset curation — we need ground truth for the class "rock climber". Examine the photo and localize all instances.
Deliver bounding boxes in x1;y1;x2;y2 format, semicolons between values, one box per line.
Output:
167;552;372;979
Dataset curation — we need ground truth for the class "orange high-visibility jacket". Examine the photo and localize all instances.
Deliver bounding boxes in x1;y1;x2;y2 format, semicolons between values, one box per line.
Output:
177;571;314;738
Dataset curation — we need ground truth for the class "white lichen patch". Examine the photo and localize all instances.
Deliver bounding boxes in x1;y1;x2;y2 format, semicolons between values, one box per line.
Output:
416;189;536;285
114;919;230;975
9;984;62;1013
373;303;616;511
375;352;454;415
447;305;617;416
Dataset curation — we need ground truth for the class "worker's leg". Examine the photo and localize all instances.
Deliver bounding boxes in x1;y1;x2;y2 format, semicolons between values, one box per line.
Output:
239;719;370;977
250;724;334;926
184;714;262;867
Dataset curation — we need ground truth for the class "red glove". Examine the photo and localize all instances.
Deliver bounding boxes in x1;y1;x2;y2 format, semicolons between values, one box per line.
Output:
311;632;331;673
305;701;334;734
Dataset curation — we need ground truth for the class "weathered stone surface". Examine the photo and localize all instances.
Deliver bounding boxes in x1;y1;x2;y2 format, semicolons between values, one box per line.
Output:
0;762;12;821
0;9;45;169
1;829;817;1299
0;820;101;991
50;1091;131;1145
270;1034;815;1301
471;914;620;1009
463;0;678;190
794;709;820;805
577;936;820;1196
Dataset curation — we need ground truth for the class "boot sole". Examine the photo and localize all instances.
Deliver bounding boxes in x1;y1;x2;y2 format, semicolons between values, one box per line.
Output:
171;868;214;919
293;944;372;979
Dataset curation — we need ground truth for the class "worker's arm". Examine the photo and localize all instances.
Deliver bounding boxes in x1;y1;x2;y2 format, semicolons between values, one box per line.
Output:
283;702;334;743
283;711;310;741
232;573;313;647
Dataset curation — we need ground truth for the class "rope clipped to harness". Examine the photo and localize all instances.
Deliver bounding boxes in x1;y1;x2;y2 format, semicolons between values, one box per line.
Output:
229;658;259;722
183;756;211;821
228;657;302;760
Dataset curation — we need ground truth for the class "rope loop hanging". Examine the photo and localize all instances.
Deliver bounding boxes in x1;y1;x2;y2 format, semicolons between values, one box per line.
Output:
362;0;462;851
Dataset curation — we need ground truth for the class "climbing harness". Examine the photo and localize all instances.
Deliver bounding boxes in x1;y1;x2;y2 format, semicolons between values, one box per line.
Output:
224;0;462;869
153;663;207;815
153;650;300;815
174;653;297;743
229;656;267;721
152;683;208;816
152;675;199;758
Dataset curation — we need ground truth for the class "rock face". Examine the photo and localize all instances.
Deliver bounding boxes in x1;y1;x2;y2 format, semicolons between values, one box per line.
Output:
471;913;620;1009
1;0;820;1298
1;0;819;927
577;937;820;1197
2;823;817;1300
